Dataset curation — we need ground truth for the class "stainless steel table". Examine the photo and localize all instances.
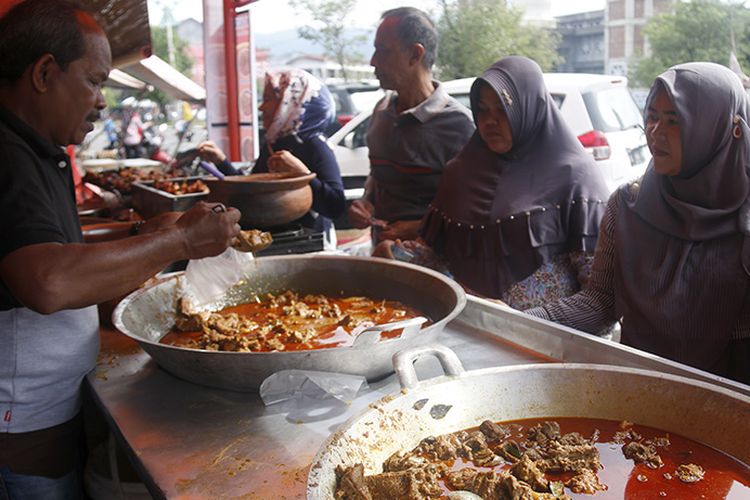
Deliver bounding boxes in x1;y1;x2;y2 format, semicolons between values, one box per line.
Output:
87;296;749;499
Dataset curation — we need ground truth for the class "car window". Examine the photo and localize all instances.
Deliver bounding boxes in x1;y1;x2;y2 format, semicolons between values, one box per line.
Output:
352;116;371;148
550;93;565;108
450;92;471;109
582;87;643;133
349;90;384;113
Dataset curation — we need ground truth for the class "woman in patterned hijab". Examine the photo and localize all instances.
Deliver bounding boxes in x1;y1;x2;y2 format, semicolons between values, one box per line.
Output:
252;68;345;244
527;62;750;383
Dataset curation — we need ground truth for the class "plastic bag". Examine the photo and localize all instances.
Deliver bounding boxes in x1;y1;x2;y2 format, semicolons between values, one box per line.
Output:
259;369;368;406
183;247;255;309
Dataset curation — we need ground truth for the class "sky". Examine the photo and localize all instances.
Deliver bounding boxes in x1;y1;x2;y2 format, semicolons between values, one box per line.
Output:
149;0;607;34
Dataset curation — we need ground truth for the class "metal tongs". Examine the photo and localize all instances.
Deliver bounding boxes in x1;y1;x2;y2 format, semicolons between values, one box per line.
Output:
351;316;428;347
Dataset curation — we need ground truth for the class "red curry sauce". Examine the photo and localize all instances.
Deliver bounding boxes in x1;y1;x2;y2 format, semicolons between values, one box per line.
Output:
448;417;750;499
161;291;428;352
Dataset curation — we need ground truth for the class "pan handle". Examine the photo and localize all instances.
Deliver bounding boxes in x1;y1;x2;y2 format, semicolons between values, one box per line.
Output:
352;316;428;347
393;344;465;390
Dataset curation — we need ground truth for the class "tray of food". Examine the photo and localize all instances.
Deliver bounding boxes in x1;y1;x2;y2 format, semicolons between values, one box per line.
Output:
131;176;209;218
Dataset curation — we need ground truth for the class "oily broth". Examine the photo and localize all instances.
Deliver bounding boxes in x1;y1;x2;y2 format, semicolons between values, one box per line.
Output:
443;417;750;499
161;292;429;352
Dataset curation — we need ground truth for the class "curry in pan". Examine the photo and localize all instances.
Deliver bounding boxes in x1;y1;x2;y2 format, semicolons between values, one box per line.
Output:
335;417;750;499
162;290;428;352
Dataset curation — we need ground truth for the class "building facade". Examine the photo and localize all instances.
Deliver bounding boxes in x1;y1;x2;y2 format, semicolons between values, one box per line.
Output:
555;10;605;74
605;0;674;76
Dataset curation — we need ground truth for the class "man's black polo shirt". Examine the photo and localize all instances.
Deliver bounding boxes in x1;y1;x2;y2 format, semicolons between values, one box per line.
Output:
0;105;82;311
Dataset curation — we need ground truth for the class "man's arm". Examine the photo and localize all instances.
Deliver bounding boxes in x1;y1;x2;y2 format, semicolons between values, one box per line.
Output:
0;202;240;314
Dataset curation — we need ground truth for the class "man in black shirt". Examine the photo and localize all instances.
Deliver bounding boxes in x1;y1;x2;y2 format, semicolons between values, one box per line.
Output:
0;2;241;498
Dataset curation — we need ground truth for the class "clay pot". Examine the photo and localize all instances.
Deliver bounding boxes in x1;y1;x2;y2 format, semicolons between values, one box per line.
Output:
205;172;316;229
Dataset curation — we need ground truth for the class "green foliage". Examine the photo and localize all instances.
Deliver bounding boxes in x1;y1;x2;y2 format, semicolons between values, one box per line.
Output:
630;0;750;87
289;0;367;81
139;25;194;109
435;0;561;80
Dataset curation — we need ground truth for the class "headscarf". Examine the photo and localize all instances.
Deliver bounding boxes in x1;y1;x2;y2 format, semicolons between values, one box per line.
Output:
421;56;610;298
263;68;335;145
614;62;750;370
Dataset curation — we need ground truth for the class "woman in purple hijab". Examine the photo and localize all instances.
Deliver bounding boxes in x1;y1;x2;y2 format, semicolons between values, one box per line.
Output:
527;62;750;384
376;56;611;309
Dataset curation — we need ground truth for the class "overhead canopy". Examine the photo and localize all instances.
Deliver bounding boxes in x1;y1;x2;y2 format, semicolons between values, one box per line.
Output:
85;0;152;67
121;55;207;103
106;68;147;90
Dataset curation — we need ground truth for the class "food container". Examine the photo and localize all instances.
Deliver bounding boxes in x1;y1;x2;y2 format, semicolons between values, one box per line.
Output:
307;346;750;498
205;172;316;229
131;176;209;218
112;255;466;392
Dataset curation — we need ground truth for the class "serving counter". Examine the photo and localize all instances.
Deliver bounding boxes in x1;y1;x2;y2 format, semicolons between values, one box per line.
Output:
87;296;749;499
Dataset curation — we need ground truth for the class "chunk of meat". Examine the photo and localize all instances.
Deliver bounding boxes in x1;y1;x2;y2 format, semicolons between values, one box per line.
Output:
622;441;664;469
335;464;372;500
480;420;511;441
509;454;548;492
676;463;705;483
364;464;445;500
537;441;601;473
527;421;561;446
231;229;272;253
564;468;608;494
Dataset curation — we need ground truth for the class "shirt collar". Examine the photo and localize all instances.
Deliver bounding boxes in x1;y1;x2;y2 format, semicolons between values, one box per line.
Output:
0;104;66;160
391;81;451;124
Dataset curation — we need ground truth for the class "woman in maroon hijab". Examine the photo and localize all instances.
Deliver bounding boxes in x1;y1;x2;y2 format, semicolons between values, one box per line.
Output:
376;56;610;309
527;62;750;384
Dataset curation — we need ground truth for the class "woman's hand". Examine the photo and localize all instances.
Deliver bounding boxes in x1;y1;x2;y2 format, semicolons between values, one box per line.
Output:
197;141;226;164
267;150;310;175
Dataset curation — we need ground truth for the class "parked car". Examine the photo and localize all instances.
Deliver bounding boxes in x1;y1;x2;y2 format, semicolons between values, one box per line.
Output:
325;83;384;136
329;74;650;194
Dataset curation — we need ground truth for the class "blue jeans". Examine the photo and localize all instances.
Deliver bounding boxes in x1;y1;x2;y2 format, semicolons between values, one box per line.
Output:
0;466;82;500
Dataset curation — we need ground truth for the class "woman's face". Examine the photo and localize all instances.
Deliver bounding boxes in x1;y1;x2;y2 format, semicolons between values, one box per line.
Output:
645;87;682;176
476;83;513;154
260;84;282;130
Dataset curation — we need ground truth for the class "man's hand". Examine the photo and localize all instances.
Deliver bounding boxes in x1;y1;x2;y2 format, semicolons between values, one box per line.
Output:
378;220;421;242
348;199;377;229
175;202;242;259
267;150;310;176
197;141;226;165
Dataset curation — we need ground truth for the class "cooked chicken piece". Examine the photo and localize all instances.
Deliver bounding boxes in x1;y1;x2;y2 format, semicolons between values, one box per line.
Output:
231;229;272;253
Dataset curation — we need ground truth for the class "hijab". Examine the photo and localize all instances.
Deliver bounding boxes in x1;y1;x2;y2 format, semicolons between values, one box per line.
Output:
614;62;750;371
421;56;610;298
263;68;335;145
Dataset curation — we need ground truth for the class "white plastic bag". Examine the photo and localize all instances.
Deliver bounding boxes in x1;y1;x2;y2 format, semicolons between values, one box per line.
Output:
183;247;255;309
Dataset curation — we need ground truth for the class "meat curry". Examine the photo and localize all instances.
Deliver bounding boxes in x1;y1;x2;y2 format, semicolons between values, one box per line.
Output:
162;290;428;352
334;417;750;499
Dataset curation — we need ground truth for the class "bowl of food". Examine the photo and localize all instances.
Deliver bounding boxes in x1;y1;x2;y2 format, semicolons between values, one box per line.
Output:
204;172;316;229
308;347;750;499
112;255;466;392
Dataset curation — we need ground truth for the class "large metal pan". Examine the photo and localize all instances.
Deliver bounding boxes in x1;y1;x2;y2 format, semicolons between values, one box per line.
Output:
307;345;750;498
112;255;465;392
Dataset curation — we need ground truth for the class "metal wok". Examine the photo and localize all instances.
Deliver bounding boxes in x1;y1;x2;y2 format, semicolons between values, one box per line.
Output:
307;345;750;499
112;255;465;392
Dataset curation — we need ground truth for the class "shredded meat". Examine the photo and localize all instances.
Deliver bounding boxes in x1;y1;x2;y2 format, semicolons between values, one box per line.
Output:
622;441;664;469
509;454;548;492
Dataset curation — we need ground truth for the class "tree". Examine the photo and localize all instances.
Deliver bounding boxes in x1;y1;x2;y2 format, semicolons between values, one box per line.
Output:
289;0;367;82
139;25;194;110
630;0;750;87
435;0;561;80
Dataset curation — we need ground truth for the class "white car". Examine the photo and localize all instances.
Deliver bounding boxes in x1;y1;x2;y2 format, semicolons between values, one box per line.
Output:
329;73;650;195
